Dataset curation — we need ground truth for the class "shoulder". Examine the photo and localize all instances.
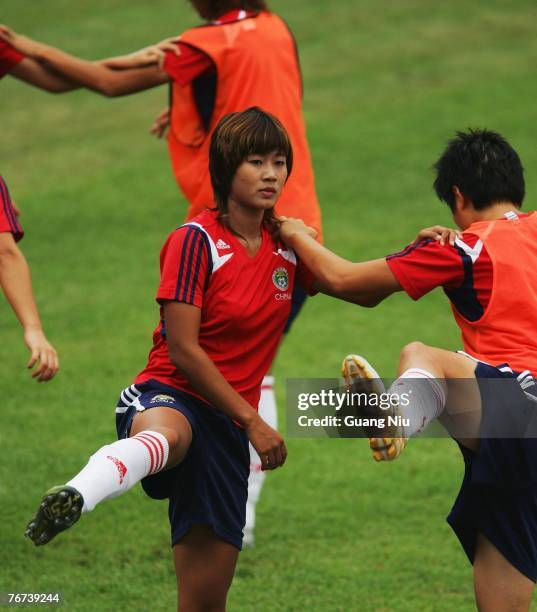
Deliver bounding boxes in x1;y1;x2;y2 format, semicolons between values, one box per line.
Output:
453;232;485;263
386;237;442;261
271;234;297;266
162;214;216;256
181;209;225;240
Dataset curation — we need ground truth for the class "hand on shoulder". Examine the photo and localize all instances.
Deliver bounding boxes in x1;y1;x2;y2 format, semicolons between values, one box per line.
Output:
277;216;317;245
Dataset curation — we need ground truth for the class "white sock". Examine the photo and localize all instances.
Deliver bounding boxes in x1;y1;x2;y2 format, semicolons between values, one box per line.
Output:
389;368;446;437
67;431;169;512
245;376;277;542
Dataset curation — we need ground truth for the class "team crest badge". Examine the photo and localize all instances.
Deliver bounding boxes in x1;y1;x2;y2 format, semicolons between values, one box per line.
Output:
150;394;175;404
272;267;289;290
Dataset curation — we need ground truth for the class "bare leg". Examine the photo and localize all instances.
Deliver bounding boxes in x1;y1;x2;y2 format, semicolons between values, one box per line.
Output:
474;532;534;611
397;342;481;450
174;525;239;612
130;406;192;468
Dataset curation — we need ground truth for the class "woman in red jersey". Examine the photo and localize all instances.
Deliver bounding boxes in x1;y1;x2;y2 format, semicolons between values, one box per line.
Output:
25;107;316;611
2;0;322;545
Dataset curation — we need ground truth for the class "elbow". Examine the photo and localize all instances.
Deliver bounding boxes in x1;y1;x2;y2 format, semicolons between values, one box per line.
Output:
0;242;20;259
94;78;118;97
96;74;130;97
0;245;22;273
168;346;186;371
358;297;383;308
46;83;73;94
323;270;355;296
168;343;198;376
353;293;386;308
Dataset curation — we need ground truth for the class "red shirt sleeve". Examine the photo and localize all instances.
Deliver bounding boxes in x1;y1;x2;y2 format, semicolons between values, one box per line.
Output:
157;226;210;307
162;42;214;86
0;40;24;78
385;238;465;300
0;176;24;241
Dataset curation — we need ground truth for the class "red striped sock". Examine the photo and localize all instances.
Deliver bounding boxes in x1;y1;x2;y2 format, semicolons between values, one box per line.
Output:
67;430;169;512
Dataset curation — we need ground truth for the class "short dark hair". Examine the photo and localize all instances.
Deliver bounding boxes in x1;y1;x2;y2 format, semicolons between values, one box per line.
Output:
190;0;268;20
433;129;525;210
209;106;292;231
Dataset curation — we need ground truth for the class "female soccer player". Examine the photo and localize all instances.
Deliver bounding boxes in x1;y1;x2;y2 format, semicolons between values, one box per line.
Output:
0;176;58;381
1;0;322;544
25;107;316;610
278;129;537;611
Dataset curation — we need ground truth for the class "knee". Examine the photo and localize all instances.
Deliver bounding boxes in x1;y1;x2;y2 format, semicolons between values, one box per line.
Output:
399;341;429;362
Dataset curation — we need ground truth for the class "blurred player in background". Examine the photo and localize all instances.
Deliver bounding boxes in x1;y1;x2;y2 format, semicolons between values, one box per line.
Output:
279;129;537;611
1;0;322;545
25;108;320;610
0;176;58;382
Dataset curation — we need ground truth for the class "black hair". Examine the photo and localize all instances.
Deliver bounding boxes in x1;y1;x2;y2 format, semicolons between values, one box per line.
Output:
433;129;525;210
190;0;267;20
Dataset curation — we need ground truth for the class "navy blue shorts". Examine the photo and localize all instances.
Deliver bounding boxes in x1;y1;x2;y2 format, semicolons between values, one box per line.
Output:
447;361;537;581
115;380;249;550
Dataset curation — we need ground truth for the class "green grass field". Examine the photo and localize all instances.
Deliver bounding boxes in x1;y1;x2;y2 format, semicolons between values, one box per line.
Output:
2;1;537;610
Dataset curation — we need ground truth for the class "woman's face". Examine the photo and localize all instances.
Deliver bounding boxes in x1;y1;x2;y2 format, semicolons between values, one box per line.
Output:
229;151;288;211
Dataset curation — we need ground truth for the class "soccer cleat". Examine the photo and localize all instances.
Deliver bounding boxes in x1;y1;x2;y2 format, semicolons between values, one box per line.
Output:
25;485;83;546
341;354;408;461
369;436;407;462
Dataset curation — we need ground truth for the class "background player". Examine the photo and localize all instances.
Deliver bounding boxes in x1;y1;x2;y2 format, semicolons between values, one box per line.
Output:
0;176;58;382
25;108;318;610
278;129;537;611
0;0;322;545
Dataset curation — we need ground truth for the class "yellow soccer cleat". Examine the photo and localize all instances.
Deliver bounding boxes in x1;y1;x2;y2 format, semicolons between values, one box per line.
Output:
369;437;408;462
341;354;384;395
341;354;408;461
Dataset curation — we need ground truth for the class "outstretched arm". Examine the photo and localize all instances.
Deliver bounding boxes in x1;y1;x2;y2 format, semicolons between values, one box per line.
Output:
0;26;169;96
0;233;59;382
10;57;79;93
280;218;402;306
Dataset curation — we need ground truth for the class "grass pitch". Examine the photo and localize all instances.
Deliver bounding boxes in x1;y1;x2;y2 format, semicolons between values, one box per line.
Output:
2;1;537;610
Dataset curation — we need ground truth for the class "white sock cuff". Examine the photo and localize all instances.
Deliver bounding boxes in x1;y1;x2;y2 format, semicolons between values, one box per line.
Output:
131;430;169;475
400;368;446;407
262;375;275;387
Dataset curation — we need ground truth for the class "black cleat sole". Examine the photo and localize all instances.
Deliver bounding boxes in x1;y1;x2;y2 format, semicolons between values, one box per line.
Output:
25;486;83;546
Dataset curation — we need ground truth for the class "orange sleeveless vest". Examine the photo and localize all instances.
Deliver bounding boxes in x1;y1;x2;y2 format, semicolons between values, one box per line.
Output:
168;11;322;238
453;212;537;375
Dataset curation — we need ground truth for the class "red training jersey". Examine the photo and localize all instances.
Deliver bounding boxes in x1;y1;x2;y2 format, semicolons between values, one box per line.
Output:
0;41;24;78
136;209;315;410
386;232;494;321
0;176;23;241
386;212;537;374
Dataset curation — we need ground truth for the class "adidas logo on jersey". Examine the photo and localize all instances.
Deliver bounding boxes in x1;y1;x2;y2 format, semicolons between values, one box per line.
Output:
216;239;231;249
